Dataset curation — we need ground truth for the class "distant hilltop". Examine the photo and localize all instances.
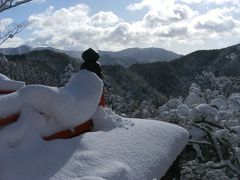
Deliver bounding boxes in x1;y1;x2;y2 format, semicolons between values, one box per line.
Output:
0;45;182;67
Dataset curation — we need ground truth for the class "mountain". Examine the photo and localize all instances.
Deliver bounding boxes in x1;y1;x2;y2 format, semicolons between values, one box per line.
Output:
102;65;164;104
6;50;81;73
0;53;60;86
99;47;182;67
0;46;181;67
0;45;33;55
129;43;240;96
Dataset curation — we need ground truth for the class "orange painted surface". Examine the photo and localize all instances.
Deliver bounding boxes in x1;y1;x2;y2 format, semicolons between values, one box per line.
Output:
99;94;106;107
0;90;106;140
0;114;20;126
0;90;16;94
43;119;93;141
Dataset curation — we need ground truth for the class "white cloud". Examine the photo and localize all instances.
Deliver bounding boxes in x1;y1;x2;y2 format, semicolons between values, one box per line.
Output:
193;8;236;32
142;4;196;27
27;4;112;50
180;0;239;5
90;11;121;27
154;25;188;37
127;0;175;11
0;18;13;32
8;0;239;54
0;36;24;48
128;0;197;25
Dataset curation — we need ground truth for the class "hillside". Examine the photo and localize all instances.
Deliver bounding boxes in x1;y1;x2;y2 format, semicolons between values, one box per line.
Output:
129;43;240;96
6;50;81;73
99;47;181;67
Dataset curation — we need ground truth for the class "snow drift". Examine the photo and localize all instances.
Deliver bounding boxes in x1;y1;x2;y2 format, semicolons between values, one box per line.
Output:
0;70;103;135
0;108;189;180
0;70;189;180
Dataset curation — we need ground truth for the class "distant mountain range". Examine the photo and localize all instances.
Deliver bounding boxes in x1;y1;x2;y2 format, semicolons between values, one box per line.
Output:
0;45;182;67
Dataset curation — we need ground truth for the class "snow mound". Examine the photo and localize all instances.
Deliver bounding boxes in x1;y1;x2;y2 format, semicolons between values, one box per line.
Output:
0;107;189;179
0;73;25;91
92;107;134;131
0;70;103;135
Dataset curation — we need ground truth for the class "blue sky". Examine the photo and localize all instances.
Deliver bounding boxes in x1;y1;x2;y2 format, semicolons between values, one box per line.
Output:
1;0;240;54
1;0;146;22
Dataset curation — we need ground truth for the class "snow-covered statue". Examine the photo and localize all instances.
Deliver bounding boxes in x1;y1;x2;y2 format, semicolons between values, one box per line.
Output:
0;48;104;141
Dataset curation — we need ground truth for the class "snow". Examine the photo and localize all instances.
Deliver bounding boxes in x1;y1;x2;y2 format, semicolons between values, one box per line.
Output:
184;92;202;107
210;98;228;111
0;73;25;91
228;93;240;112
0;70;103;135
189;104;217;123
167;99;182;109
0;107;189;180
157;83;240;178
0;70;189;180
177;104;191;117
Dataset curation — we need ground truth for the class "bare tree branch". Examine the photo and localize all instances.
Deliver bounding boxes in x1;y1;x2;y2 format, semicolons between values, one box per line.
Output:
0;0;33;13
188;140;211;146
0;0;34;45
0;21;28;45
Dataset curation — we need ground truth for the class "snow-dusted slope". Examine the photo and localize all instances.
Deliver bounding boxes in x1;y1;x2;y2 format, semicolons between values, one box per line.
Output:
0;107;188;180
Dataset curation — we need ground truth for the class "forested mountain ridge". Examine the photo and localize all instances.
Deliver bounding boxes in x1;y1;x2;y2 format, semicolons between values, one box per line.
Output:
6;50;81;72
130;43;240;96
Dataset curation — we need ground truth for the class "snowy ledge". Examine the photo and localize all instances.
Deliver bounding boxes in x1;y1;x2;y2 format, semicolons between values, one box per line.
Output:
0;109;188;180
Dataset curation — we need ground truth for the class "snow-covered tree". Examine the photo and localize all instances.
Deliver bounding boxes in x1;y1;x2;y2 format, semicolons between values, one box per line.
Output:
60;64;74;85
194;71;240;104
156;83;240;179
